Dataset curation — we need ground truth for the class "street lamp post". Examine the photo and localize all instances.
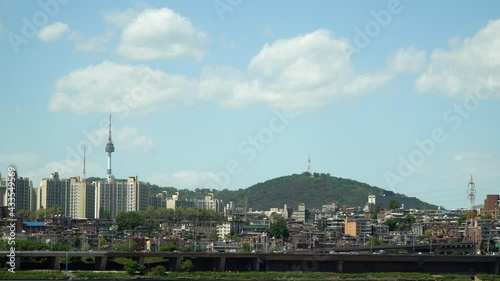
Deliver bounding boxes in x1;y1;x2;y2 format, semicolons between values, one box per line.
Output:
368;234;373;253
473;234;476;255
430;236;432;253
412;233;415;254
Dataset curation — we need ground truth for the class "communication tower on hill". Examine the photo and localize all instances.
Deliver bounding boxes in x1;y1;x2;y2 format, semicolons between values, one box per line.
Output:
467;175;476;213
82;147;86;182
307;153;312;175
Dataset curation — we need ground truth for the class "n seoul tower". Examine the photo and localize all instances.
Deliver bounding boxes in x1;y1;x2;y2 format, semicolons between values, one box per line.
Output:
105;114;115;182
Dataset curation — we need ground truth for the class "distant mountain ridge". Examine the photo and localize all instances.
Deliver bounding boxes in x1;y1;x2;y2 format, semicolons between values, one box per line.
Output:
156;173;438;211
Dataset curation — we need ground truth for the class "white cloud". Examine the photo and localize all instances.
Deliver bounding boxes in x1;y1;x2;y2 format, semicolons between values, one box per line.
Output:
205;29;392;113
387;46;427;73
170;170;217;188
116;7;207;61
415;19;500;99
75;32;113;52
90;126;154;153
67;30;83;41
113;126;154;152
49;29;393;115
454;152;492;162
453;151;500;179
263;26;274;37
103;9;139;29
25;159;101;187
0;152;41;170
48;61;198;116
4;106;26;114
218;35;236;49
69;9;139;53
37;22;69;42
146;170;217;188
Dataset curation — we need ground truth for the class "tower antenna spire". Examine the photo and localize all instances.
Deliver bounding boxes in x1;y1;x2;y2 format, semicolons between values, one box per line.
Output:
307;153;312;175
82;146;86;182
105;114;115;182
108;114;112;142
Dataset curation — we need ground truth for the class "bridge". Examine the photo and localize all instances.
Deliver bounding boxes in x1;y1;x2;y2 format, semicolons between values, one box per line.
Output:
2;248;499;275
313;242;476;255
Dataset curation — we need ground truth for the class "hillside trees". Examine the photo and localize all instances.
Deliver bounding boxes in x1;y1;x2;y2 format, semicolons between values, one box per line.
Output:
116;211;144;230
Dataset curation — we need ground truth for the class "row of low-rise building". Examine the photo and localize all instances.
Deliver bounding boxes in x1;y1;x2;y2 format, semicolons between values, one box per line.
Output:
4;192;500;254
166;192;224;212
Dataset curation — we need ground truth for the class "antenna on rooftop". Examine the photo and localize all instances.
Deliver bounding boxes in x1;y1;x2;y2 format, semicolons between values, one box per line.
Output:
245;197;248;223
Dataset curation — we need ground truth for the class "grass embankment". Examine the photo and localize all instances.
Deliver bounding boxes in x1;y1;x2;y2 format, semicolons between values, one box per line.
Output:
0;270;68;279
70;271;500;280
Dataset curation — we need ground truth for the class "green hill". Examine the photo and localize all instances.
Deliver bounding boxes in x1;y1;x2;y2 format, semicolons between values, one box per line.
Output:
160;173;438;211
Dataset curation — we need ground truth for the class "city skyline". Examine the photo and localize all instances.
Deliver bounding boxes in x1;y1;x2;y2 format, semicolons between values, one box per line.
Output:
2;1;500;209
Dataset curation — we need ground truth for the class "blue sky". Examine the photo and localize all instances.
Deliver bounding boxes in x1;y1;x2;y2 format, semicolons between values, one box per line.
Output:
1;0;500;209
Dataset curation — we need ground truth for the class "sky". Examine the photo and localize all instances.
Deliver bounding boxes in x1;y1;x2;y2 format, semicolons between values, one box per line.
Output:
1;0;500;210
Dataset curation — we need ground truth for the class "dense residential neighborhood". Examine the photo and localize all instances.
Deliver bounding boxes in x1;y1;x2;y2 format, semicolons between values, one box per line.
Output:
1;185;499;256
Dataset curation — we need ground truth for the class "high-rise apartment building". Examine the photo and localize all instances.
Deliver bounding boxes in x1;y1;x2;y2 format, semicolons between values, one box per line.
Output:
151;191;168;209
0;171;33;212
38;172;94;219
95;176;151;219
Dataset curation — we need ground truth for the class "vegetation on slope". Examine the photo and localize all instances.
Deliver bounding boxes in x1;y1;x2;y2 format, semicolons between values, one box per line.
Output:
154;173;437;211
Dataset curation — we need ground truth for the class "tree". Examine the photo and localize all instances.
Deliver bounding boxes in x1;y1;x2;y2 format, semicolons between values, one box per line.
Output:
458;215;467;225
242;244;251;252
143;206;157;220
46;205;62;218
16;209;34;221
52;242;70;251
16;238;49;251
257;214;267;220
72;236;81;249
159;241;177;252
481;212;493;219
116;211;144;231
123;259;145;275
369;237;382;247
389;200;401;210
370;212;379;220
384;218;398;231
35;208;46;221
150;265;166;276
209;229;219;242
225;232;239;242
181;259;193;272
405;215;416;225
397;222;407;231
111;241;128;251
268;218;290;240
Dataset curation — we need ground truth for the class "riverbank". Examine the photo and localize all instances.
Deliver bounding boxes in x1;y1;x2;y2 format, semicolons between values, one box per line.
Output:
2;271;500;281
0;270;68;279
